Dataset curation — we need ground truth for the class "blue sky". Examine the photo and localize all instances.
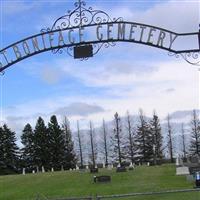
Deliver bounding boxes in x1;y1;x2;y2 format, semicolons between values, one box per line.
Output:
0;0;199;136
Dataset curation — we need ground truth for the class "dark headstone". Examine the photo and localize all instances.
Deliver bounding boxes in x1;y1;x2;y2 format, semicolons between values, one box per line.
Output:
116;166;127;172
94;175;111;183
90;168;98;173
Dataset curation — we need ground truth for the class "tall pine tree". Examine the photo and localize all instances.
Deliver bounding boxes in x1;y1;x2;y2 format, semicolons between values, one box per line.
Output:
135;110;152;164
0;124;19;174
62;117;76;170
34;117;50;170
21;123;35;171
48;115;65;170
150;112;163;165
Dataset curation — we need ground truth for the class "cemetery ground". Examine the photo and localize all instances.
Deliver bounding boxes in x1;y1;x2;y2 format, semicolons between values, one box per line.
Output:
1;164;200;200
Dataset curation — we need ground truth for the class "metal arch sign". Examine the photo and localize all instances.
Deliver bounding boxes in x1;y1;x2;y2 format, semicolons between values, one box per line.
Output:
0;0;200;74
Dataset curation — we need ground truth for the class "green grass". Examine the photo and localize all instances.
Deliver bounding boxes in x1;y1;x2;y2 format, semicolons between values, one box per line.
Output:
0;164;199;200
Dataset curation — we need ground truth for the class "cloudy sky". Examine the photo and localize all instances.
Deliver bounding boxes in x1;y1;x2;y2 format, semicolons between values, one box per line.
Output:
0;0;199;137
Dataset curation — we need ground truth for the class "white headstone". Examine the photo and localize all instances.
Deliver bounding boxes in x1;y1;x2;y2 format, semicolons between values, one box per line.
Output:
70;168;72;171
147;162;150;166
32;170;35;174
103;163;105;168
36;166;39;173
117;163;121;168
51;167;54;172
129;162;133;167
22;168;25;175
42;166;45;173
111;164;114;168
86;165;89;170
176;167;189;175
61;165;64;171
76;165;79;170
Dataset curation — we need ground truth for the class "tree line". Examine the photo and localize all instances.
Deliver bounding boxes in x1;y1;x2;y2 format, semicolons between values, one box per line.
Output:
0;110;200;175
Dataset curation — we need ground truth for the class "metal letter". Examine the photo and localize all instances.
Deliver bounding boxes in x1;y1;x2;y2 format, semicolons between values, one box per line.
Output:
129;24;137;40
32;37;40;52
157;31;166;47
22;41;31;55
169;33;178;49
49;32;54;48
118;23;126;40
147;28;156;44
0;50;10;64
107;24;113;40
41;34;47;49
139;25;146;42
96;25;103;41
79;27;85;43
68;29;75;44
58;30;65;46
13;45;22;60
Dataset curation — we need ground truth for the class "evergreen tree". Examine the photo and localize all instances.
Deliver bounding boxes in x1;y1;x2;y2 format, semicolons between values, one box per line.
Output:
181;123;187;160
150;112;163;165
21;123;35;171
34;117;50;170
62;117;76;169
48;115;65;170
135;110;152;164
0;124;19;174
190;110;200;156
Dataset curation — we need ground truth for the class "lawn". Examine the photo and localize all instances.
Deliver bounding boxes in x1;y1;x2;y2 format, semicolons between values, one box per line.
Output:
0;164;199;200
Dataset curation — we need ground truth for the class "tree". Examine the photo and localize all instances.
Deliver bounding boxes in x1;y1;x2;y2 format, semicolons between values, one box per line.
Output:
34;117;50;170
113;112;124;166
126;111;135;164
167;114;174;163
48;115;65;170
181;123;187;160
88;121;97;168
76;121;84;168
190;110;200;156
150;112;163;165
102;119;109;167
62;117;76;169
21;123;35;170
135;110;153;164
0;124;19;174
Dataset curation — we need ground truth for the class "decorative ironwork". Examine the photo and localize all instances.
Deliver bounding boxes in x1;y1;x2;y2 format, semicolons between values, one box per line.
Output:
41;0;123;58
168;52;200;66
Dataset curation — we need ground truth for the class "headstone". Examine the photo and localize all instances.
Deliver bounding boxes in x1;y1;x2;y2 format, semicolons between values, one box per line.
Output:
32;170;35;174
147;162;150;166
42;166;45;173
22;168;25;175
103;163;105;168
117;163;121;168
176;167;190;175
86;165;89;170
61;165;64;171
69;168;72;171
111;164;114;168
76;165;79;170
176;157;180;166
36;166;39;173
51;167;54;172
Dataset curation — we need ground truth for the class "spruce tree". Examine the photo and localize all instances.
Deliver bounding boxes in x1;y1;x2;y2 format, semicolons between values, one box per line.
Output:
150;112;163;165
34;117;50;170
135;110;152;164
190;110;200;156
21;123;35;171
0;124;19;174
167;114;174;163
62;117;76;170
48;115;65;170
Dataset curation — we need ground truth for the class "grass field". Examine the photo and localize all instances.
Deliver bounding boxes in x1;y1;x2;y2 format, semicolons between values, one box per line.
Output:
0;164;200;200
